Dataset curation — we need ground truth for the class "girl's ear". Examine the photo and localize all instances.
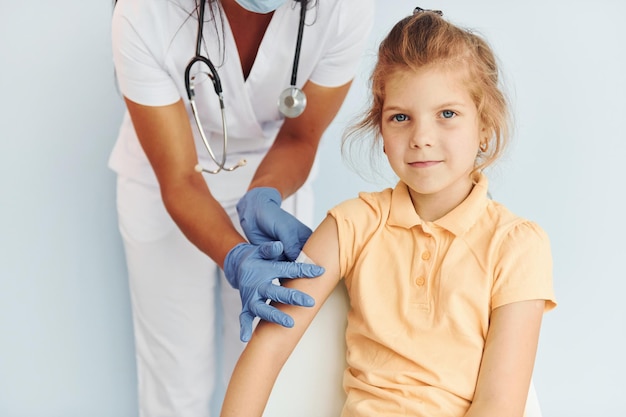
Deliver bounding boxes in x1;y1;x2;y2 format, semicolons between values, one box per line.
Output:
479;124;492;140
478;124;491;153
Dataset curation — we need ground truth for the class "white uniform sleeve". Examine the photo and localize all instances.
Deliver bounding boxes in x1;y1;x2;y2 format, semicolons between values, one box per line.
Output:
111;4;181;106
308;0;374;87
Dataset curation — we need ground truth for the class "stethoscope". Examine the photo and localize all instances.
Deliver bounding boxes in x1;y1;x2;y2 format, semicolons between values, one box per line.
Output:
184;0;309;174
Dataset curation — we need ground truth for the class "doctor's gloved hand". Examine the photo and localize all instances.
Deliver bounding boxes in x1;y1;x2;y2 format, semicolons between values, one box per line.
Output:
237;187;311;261
223;241;324;342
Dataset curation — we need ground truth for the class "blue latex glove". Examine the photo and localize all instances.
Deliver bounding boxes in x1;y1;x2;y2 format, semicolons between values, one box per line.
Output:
224;241;324;342
237;187;312;261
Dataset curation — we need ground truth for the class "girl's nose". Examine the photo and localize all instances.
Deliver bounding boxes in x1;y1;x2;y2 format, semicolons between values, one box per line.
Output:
410;123;433;148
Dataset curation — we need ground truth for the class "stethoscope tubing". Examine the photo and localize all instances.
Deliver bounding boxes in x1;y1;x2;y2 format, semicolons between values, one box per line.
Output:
186;0;307;174
290;0;307;86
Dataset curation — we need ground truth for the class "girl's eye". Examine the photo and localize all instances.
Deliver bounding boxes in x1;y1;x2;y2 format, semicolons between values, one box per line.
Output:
441;110;456;119
392;114;409;122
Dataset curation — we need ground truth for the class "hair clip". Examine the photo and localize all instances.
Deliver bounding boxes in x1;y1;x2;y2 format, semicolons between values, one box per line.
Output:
413;7;443;16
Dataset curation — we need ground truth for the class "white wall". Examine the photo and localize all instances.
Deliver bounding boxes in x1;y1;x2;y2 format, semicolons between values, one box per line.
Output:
1;1;624;416
0;2;135;416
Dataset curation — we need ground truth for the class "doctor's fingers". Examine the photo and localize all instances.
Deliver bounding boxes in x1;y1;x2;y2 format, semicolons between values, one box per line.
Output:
256;240;285;259
271;260;325;280
259;282;315;308
251;301;296;329
239;307;288;342
239;311;256;342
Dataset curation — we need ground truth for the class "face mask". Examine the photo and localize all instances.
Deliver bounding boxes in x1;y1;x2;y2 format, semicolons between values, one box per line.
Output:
234;0;290;14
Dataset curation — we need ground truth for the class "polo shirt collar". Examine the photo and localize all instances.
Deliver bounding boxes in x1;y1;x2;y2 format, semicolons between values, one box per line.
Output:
387;173;490;236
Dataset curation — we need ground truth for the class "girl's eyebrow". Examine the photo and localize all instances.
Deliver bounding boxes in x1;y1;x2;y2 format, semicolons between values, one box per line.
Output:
437;101;469;108
382;101;469;112
381;105;405;112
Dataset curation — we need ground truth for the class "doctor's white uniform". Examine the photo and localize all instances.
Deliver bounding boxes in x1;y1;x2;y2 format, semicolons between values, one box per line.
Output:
110;0;373;415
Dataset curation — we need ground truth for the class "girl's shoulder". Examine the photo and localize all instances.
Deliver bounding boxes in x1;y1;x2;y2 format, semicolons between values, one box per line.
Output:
328;189;395;240
481;199;551;252
332;188;394;218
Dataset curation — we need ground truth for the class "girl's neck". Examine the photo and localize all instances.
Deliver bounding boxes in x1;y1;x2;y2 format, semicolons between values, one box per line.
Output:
407;178;475;222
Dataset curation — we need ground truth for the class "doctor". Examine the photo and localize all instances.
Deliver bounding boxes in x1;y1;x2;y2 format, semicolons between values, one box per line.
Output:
110;0;373;415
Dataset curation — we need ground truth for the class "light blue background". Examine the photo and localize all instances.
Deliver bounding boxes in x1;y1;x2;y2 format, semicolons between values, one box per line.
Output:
1;1;625;416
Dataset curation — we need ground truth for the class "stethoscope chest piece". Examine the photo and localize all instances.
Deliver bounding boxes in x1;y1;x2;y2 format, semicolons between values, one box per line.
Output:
278;86;307;118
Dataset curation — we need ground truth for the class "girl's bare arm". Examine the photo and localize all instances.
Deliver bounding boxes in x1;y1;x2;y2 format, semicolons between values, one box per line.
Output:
464;299;545;417
220;215;342;417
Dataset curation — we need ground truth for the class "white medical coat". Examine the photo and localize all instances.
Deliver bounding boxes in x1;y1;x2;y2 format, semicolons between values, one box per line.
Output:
110;0;374;203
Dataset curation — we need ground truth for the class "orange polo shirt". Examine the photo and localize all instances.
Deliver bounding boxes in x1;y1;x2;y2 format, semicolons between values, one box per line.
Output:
328;173;556;417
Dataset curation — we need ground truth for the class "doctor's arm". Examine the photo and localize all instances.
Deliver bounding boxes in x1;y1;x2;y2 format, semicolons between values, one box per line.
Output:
123;97;323;338
463;299;545;417
220;215;342;417
123;98;243;263
236;80;353;260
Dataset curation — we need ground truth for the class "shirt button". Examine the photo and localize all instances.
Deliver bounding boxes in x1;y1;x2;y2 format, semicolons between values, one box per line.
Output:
415;277;425;286
421;251;431;261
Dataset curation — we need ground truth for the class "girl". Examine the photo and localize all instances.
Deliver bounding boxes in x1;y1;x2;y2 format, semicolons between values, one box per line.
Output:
221;7;556;417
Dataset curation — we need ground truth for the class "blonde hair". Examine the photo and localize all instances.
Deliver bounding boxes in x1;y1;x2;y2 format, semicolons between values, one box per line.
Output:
344;10;511;175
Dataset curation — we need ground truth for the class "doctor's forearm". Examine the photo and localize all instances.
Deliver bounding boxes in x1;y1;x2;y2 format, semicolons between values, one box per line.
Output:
249;136;318;199
123;98;246;268
162;176;246;268
249;81;351;197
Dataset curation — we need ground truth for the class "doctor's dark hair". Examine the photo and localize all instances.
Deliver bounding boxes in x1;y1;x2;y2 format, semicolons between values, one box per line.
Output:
343;10;511;174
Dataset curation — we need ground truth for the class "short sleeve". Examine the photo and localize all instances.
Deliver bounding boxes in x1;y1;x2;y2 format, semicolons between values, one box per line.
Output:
492;221;557;312
308;0;374;87
328;191;389;283
111;5;180;106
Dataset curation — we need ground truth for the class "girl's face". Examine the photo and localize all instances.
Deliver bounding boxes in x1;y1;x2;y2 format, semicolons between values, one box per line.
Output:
381;66;484;219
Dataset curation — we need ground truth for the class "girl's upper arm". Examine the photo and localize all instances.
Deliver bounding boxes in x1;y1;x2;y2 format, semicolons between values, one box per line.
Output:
241;214;343;370
255;213;342;344
465;299;545;417
221;215;342;416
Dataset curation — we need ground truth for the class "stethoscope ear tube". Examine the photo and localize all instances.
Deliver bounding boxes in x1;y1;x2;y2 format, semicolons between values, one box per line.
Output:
185;56;223;101
189;0;308;174
186;54;243;174
184;0;244;174
186;0;222;100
